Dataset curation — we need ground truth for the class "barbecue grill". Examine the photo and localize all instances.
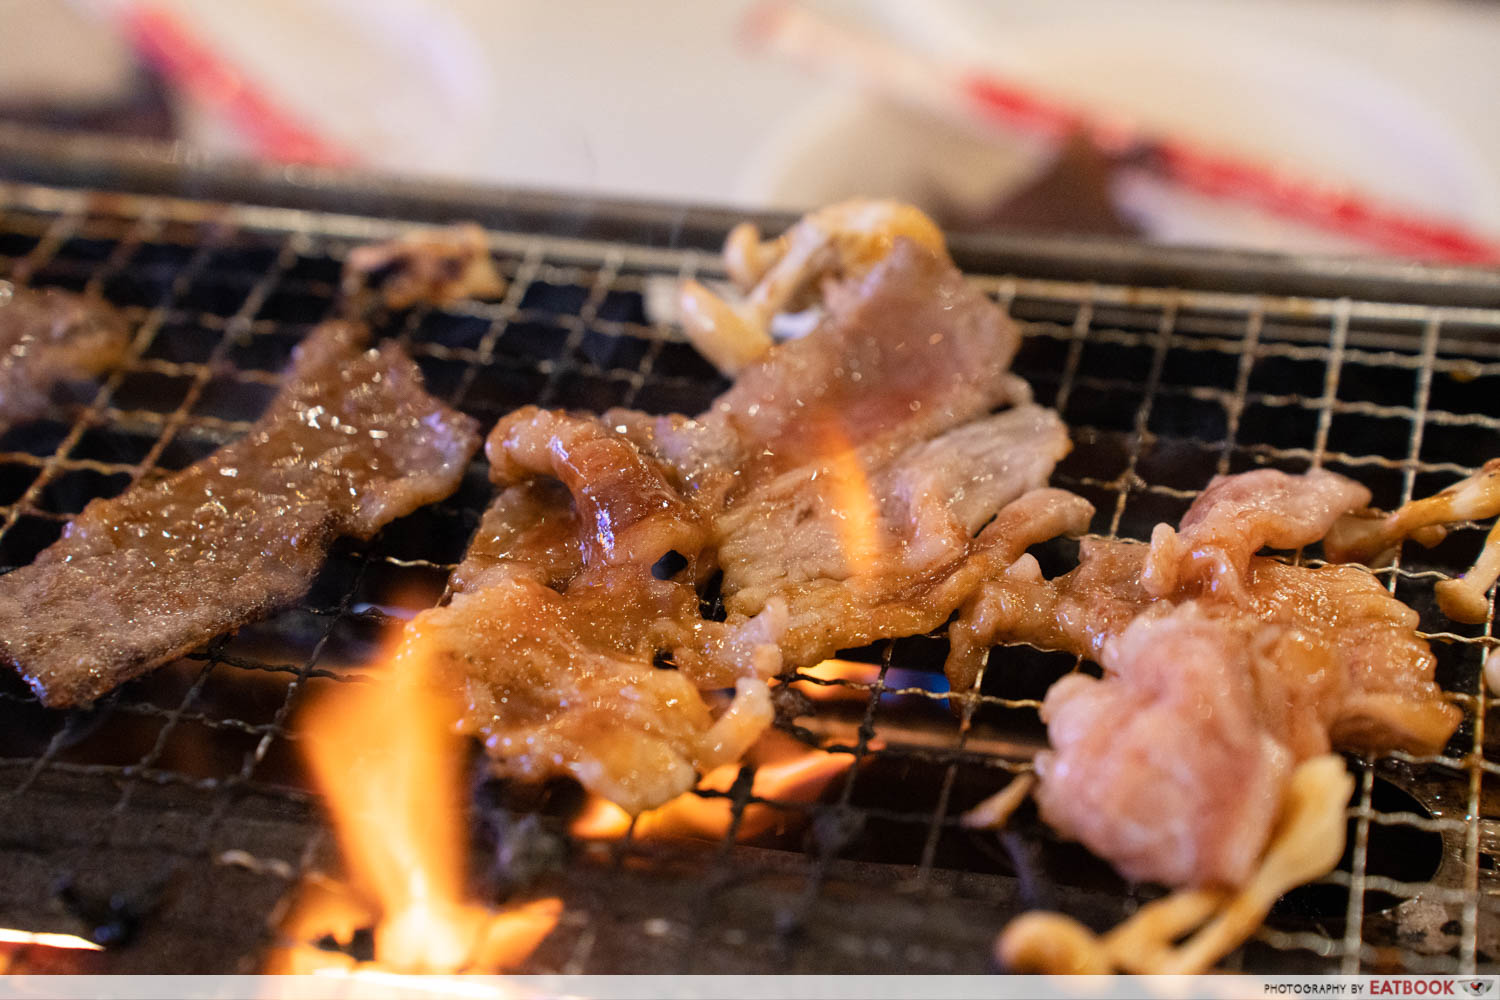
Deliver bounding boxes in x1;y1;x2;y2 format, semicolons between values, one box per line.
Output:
0;126;1496;977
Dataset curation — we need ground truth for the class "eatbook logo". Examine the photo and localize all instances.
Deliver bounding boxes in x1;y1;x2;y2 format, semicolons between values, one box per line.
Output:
1365;980;1498;996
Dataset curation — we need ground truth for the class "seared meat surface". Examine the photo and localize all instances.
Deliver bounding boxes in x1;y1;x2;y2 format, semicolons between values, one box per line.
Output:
425;571;779;814
733;481;1092;672
0;283;130;424
488;406;708;572
700;239;1027;486
0;321;480;707
626;241;1083;672
1037;604;1298;887
448;480;582;594
948;469;1455;753
949;469;1459;886
1141;469;1371;598
419;413;783;813
716;406;1071;620
343;223;506;310
423;240;1082;810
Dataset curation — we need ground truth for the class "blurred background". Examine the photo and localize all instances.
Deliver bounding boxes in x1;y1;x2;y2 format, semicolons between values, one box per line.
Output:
5;0;1500;261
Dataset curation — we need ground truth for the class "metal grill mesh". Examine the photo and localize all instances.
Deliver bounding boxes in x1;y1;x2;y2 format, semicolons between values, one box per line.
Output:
0;180;1495;975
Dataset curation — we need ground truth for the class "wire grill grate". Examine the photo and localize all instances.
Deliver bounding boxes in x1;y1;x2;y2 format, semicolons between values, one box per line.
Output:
0;180;1495;975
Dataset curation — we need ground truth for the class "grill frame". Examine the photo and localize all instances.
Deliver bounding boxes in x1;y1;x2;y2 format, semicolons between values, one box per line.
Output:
0;135;1496;976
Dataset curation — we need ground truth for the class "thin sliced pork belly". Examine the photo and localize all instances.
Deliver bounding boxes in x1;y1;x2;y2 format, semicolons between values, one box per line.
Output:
422;570;776;815
623;242;1082;670
0;284;131;424
342;222;506;310
1037;603;1297;887
1142;468;1371;598
948;468;1459;887
488;406;708;570
746;487;1093;670
716;407;1070;611
433;241;1071;808
948;469;1454;753
619;240;1029;508
879;404;1062;540
0;321;481;707
953;535;1455;755
705;240;1024;475
1242;558;1457;753
719;469;1092;672
448;480;582;593
419;412;784;813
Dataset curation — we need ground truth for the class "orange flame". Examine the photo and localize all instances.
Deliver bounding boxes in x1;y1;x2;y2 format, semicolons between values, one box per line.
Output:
789;658;883;702
0;929;101;952
811;422;884;575
273;627;559;974
0;926;106;975
570;732;854;843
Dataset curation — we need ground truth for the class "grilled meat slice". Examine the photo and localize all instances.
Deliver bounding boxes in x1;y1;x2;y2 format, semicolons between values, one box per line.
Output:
420;412;783;813
716;406;1072;619
949;469;1458;887
707;245;1079;670
719;461;1090;671
425;570;777;815
1141;468;1371;599
1036;603;1300;887
954;536;1456;755
426;241;1076;811
619;240;1030;509
618;241;1083;669
0;321;480;706
343;223;506;310
702;238;1026;490
441;413;1084;813
487;406;708;572
948;469;1457;755
767;486;1091;671
448;480;582;594
0;283;130;424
